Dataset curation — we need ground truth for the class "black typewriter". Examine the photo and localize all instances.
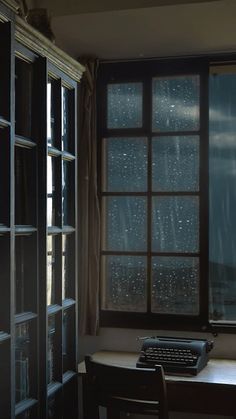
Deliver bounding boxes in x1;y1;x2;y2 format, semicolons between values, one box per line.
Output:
136;336;214;375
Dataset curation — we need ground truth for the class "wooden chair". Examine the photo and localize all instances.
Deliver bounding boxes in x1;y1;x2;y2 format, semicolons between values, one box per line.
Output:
84;354;169;419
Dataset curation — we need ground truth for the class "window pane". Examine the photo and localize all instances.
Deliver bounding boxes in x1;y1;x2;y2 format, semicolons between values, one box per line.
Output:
103;137;147;192
15;58;34;138
152;256;199;315
47;156;56;227
103;197;147;251
0;235;10;331
48;316;56;384
47;78;57;147
15;235;37;314
152;76;200;132
62;308;75;373
0;130;10;225
15;323;31;402
62;233;75;300
62;86;73;151
107;82;143;129
17;406;38;419
47;235;56;306
15;146;36;225
152;196;199;252
48;393;62;419
152;136;199;191
62;160;74;226
209;71;236;321
101;255;147;312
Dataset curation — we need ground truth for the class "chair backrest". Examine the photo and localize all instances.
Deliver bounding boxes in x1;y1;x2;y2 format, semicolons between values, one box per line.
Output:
85;354;169;419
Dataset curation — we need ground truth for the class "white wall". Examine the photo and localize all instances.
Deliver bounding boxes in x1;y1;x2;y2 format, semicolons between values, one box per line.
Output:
78;327;236;361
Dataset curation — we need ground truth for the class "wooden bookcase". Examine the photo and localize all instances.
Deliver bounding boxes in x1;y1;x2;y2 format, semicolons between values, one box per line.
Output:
0;2;84;418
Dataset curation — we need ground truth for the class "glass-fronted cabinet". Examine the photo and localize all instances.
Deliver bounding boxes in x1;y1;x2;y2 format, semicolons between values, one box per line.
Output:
46;70;77;414
0;2;84;418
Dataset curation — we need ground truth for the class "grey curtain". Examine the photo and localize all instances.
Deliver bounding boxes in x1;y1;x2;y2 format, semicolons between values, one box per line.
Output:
78;58;100;336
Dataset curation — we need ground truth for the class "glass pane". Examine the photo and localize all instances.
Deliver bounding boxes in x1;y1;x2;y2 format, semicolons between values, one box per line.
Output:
152;75;200;132
152;136;199;192
47;77;57;146
48;394;62;419
103;137;147;192
107;82;143;129
104;197;147;251
62;233;75;300
15;58;34;138
152;196;199;252
62;86;73;151
15;146;36;225
48;316;56;384
15;235;37;314
63;378;77;419
62;160;74;226
62;308;75;373
209;71;236;321
47;235;56;306
15;323;31;403
152;256;199;315
101;255;147;312
0;235;10;332
0;130;10;225
47;156;56;227
0;339;10;417
17;406;38;419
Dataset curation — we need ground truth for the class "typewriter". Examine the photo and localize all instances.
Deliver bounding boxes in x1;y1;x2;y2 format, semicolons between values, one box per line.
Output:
136;336;214;375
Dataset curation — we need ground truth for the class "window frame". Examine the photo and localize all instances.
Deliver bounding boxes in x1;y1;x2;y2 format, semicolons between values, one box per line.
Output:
98;55;236;334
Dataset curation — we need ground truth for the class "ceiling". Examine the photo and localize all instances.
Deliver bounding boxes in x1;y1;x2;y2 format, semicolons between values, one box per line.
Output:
32;0;236;60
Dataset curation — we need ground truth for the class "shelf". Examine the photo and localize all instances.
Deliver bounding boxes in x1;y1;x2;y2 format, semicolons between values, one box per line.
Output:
15;398;38;416
0;331;10;343
47;226;62;235
15;312;38;324
62;299;76;309
15;135;37;149
62;371;76;384
15;225;37;236
0;116;11;129
47;381;62;397
48;146;61;157
61;151;75;162
47;305;62;316
62;225;75;234
0;224;10;235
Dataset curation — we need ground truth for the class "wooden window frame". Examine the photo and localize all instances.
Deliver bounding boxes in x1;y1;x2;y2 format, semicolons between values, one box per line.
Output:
98;56;236;334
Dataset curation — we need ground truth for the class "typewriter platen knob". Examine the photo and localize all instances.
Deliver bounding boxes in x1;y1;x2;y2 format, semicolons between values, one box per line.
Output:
206;340;214;352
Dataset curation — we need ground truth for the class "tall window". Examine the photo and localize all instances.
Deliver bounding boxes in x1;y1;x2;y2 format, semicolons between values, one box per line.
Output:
99;58;236;331
209;66;236;323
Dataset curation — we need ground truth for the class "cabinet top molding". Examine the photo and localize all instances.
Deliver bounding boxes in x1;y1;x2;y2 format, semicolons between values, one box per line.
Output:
15;16;85;81
0;0;18;13
0;0;85;82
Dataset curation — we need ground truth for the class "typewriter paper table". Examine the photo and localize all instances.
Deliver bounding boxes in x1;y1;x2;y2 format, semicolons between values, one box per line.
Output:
78;350;236;418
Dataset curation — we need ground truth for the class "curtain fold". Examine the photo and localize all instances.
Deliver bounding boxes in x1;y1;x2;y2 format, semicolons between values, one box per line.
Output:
78;58;100;336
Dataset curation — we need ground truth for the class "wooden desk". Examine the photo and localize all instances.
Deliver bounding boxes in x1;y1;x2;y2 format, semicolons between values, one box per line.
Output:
78;351;236;418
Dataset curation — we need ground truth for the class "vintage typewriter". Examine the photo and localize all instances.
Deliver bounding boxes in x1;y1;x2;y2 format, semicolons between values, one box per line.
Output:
136;336;214;375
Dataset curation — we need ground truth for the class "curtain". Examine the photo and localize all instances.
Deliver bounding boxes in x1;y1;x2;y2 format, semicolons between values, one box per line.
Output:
78;58;100;336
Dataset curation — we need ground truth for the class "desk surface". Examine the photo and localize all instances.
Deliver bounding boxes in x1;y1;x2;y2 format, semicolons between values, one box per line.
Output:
79;351;236;417
78;350;236;386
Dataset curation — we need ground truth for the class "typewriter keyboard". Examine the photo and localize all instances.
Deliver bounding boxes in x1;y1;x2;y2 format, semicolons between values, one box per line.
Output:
142;347;198;366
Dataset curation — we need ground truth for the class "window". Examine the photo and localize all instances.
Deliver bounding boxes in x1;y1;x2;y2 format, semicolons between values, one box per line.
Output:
99;58;236;331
